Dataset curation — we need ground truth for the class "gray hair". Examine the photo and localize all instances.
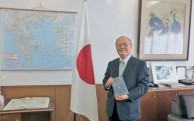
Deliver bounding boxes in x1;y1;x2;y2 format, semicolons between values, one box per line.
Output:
115;36;132;46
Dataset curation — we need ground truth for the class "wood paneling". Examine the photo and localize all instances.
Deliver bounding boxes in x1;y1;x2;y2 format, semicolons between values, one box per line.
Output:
1;86;56;121
2;85;194;121
2;86;56;99
1;85;108;121
96;85;108;121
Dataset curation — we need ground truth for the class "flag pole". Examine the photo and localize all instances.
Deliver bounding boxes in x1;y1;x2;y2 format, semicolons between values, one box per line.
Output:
74;113;76;121
65;112;83;121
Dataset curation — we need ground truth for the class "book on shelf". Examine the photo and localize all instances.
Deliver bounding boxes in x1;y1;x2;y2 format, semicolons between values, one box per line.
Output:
113;76;129;96
2;97;50;111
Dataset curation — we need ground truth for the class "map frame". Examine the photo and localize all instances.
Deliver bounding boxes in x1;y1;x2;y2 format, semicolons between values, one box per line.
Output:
0;8;77;71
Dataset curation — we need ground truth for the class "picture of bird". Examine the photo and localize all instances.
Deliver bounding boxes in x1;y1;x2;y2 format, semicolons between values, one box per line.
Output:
170;10;181;35
148;13;169;37
167;10;183;54
144;2;186;55
146;13;170;54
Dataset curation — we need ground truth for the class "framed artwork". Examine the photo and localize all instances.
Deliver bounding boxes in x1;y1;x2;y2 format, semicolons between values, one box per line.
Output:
186;66;194;81
192;71;194;82
151;62;178;84
176;66;186;80
138;0;192;60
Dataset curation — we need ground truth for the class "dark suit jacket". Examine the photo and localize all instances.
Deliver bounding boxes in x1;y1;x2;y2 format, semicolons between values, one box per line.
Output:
102;56;149;120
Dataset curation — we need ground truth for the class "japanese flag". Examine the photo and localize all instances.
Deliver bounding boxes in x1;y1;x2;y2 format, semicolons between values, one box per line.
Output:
70;2;99;121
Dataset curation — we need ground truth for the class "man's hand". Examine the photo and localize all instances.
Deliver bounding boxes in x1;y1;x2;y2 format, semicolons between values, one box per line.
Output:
115;94;129;101
105;77;114;89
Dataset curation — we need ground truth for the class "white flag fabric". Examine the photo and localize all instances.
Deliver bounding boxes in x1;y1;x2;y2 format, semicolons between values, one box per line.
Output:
70;2;99;121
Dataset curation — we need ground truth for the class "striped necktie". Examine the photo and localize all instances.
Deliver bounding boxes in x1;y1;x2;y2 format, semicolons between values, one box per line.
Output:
119;60;125;76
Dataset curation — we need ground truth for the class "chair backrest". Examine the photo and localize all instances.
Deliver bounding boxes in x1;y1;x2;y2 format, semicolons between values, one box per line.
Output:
171;94;194;119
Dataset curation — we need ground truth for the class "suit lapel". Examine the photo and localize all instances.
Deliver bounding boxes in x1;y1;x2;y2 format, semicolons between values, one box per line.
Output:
114;58;120;77
122;56;136;78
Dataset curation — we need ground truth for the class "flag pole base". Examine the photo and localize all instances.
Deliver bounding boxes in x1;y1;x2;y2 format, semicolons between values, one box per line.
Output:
74;113;76;121
65;111;83;121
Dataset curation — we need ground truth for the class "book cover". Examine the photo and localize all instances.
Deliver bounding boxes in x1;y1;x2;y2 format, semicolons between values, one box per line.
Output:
113;76;129;96
2;97;50;111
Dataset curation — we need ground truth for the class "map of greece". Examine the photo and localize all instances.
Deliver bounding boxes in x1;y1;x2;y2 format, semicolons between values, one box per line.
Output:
2;9;76;70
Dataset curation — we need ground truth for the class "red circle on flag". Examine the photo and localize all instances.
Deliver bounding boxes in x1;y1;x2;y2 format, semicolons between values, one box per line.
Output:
76;44;95;85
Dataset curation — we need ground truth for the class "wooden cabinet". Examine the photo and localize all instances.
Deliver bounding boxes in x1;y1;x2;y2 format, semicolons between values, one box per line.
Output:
0;111;52;121
140;87;194;121
178;88;194;95
0;114;20;121
21;112;50;121
155;90;177;121
141;91;157;121
0;100;54;121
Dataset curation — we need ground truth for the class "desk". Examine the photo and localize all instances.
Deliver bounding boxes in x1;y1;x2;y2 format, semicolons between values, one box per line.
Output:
140;87;194;121
0;100;54;121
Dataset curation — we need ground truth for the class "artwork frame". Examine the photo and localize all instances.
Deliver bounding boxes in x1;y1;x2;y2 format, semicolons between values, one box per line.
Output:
138;0;192;60
151;62;178;84
176;66;186;80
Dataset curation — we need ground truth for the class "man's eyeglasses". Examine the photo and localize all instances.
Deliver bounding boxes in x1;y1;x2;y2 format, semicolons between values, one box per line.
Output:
116;44;130;47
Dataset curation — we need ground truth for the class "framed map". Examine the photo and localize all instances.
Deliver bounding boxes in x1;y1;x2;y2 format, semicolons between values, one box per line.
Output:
0;8;76;70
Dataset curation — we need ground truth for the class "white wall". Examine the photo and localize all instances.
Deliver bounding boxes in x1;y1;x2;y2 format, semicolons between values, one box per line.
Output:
0;0;193;85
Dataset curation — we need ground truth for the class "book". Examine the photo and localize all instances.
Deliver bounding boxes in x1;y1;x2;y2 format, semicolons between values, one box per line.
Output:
113;76;129;96
2;97;50;111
